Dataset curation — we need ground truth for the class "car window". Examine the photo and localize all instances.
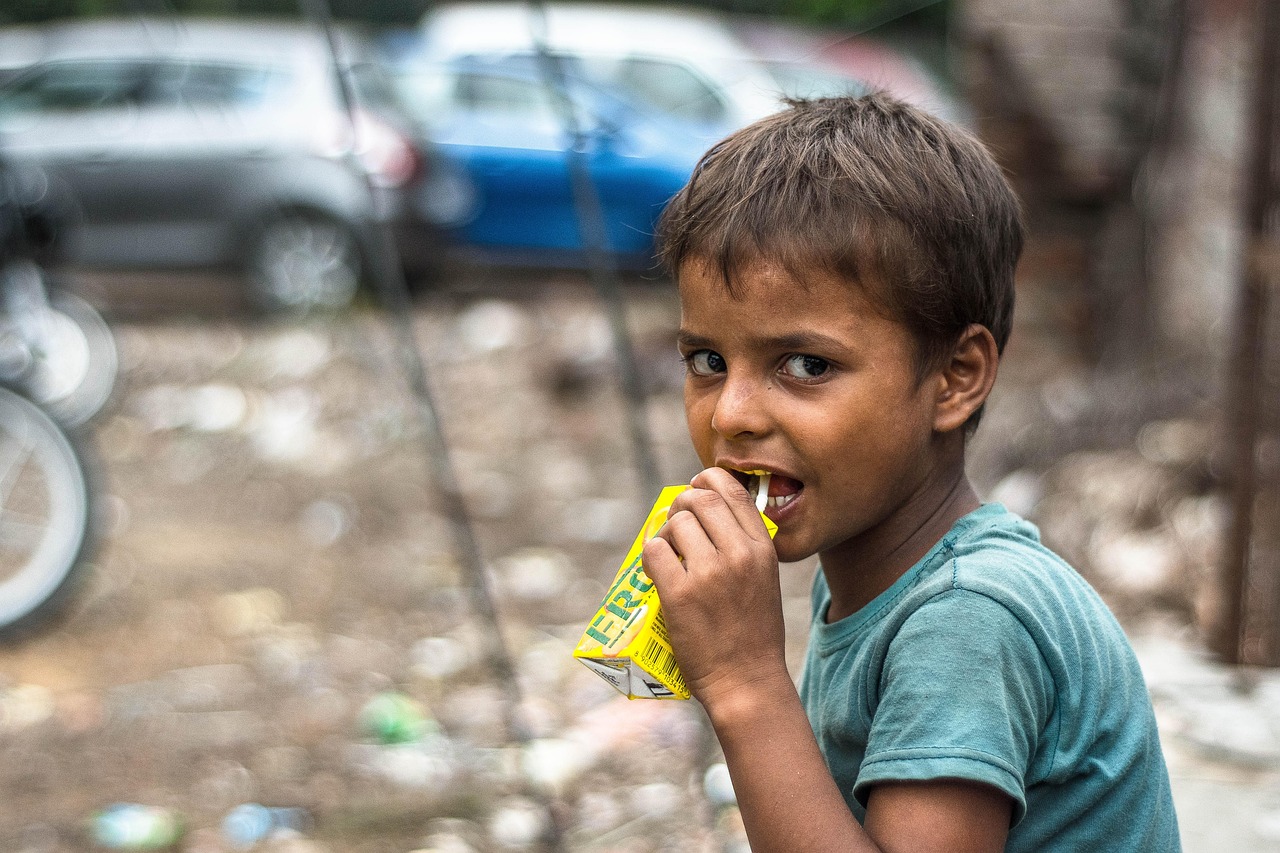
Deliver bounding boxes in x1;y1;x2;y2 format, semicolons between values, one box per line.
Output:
0;59;287;115
455;72;554;118
403;67;560;130
578;56;726;124
348;61;401;112
151;61;287;107
0;61;149;113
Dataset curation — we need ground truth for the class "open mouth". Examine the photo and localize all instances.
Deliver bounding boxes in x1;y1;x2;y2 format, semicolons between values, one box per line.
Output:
730;469;802;512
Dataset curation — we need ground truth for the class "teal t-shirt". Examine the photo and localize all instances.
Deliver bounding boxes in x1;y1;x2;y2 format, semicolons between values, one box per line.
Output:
799;503;1180;852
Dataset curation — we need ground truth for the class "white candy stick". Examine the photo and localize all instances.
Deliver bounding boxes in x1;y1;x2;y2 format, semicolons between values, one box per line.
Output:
755;473;771;512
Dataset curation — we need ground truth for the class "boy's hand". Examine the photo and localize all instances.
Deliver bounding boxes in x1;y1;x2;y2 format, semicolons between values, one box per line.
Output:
641;467;788;708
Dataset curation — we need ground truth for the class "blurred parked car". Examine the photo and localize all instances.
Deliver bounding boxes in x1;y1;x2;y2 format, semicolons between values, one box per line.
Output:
0;18;452;311
415;2;784;142
387;3;964;269
378;2;790;268
386;55;708;268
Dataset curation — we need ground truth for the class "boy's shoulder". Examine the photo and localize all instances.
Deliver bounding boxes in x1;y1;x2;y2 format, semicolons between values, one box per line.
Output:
915;502;1090;600
880;502;1125;650
882;504;1138;671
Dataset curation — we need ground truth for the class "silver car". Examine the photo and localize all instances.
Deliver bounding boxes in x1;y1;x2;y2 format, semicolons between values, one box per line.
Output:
0;18;449;311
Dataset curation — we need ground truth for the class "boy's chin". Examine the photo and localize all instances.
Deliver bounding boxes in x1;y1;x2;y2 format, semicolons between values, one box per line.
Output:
771;537;814;566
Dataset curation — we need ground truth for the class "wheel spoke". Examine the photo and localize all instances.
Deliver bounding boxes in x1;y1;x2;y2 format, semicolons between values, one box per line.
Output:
0;422;36;509
0;514;46;552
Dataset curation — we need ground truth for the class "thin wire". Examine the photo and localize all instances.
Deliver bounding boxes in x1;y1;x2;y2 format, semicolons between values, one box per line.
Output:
524;0;665;504
295;3;566;848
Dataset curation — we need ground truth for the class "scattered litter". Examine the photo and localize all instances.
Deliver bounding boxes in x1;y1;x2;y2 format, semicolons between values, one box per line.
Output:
358;691;436;745
90;804;183;850
247;388;320;463
410;635;473;681
629;781;681;819
495;548;572;602
213;588;287;638
259;329;331;379
703;763;736;808
487;796;548;849
0;683;55;731
456;301;527;354
520;737;593;792
348;740;456;790
221;803;311;849
988;469;1043;517
299;499;351;547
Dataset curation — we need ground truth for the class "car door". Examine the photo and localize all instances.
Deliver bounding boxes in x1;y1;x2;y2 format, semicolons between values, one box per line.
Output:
0;58;286;270
427;67;584;254
0;60;160;267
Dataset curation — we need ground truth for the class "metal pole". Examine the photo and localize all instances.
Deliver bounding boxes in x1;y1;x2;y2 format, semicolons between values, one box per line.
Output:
297;2;566;847
525;1;664;503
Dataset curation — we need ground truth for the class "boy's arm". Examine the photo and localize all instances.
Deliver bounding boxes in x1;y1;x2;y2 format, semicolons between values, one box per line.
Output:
642;469;1012;853
710;679;1012;853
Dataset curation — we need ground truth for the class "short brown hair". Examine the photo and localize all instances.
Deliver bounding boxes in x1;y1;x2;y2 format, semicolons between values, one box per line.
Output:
657;92;1024;389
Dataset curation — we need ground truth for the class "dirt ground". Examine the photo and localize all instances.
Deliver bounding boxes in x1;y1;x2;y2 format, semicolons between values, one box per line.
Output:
0;257;1245;851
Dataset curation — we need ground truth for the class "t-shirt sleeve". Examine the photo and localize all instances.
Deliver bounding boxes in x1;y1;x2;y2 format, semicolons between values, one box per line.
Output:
853;588;1055;824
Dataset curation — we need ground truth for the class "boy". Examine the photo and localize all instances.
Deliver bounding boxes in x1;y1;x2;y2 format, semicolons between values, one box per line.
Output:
641;93;1180;852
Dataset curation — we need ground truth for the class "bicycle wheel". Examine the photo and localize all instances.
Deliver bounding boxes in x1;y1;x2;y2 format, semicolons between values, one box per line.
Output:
0;385;92;638
23;289;119;429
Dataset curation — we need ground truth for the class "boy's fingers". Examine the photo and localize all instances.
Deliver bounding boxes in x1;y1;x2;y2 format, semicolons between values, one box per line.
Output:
658;506;721;567
640;536;684;590
667;487;748;554
687;467;772;542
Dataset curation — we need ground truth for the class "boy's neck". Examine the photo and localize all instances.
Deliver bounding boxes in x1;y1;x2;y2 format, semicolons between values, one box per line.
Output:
819;467;981;624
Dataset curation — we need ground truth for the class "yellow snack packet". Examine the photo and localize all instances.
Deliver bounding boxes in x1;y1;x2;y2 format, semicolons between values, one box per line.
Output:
573;482;778;700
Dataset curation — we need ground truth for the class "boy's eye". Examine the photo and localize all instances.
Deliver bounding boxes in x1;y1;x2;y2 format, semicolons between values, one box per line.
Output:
782;354;830;379
686;350;726;376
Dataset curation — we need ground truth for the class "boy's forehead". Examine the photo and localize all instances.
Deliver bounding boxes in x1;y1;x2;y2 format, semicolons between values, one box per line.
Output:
678;255;809;300
676;255;876;316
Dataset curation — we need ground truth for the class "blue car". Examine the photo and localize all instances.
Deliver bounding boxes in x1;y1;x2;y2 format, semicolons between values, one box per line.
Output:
388;54;712;270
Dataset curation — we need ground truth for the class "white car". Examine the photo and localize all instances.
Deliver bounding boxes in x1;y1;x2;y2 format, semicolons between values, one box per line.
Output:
0;18;449;311
415;2;785;139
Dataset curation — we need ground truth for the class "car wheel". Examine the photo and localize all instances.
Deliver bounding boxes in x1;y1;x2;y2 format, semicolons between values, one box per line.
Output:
249;213;361;313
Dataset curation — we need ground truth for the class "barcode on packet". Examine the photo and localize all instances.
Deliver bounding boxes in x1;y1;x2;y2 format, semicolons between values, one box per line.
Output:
641;637;686;694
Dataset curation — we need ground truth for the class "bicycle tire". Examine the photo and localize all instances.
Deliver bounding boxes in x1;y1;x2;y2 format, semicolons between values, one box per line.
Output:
0;384;92;638
24;288;119;429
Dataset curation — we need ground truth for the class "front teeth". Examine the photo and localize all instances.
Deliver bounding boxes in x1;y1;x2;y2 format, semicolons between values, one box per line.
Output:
766;493;796;510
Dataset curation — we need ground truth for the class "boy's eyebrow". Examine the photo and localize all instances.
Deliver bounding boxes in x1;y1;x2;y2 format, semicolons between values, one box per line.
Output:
677;329;850;352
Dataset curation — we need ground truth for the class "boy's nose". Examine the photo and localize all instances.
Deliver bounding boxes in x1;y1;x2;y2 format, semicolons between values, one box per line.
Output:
710;374;769;439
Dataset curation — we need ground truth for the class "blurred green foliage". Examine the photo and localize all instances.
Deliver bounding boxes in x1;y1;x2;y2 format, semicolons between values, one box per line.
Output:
1;0;947;31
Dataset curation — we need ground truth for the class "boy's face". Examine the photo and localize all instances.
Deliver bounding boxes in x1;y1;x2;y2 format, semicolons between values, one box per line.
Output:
677;257;946;566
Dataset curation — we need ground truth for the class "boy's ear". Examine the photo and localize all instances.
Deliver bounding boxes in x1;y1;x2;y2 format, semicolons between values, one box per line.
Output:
932;324;999;433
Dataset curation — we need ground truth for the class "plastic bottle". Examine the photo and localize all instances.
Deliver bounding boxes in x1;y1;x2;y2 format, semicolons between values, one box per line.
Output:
358;691;433;744
221;803;310;848
90;803;183;849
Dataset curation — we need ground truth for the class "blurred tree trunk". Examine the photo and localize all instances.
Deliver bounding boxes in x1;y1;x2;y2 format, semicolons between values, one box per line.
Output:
1088;0;1189;368
1216;0;1280;666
